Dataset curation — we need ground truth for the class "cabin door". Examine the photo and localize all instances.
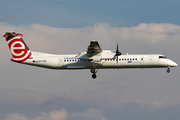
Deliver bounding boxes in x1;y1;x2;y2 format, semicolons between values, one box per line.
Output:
140;57;144;66
59;58;64;66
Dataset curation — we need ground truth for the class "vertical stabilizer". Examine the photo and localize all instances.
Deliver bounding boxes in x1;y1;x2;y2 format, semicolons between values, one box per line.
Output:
3;31;32;62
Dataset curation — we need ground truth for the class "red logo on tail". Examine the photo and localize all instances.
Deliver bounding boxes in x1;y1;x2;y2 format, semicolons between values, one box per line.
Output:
7;37;32;62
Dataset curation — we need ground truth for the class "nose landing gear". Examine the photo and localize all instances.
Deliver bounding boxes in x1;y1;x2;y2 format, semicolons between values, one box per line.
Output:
167;67;170;73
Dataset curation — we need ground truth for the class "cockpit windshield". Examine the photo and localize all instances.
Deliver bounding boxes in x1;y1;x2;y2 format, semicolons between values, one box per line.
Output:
159;56;167;59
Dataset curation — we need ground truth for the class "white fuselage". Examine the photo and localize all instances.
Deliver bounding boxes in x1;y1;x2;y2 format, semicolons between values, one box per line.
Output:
22;51;177;70
4;31;177;79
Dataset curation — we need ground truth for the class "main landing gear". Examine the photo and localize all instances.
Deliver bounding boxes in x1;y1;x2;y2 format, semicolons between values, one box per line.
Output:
91;68;97;79
90;61;99;79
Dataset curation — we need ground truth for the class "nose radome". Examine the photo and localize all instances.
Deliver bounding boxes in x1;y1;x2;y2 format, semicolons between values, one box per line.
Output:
170;61;178;67
174;62;178;67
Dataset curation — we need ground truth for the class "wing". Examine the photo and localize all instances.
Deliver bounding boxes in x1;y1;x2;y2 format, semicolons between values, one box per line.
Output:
76;40;102;61
76;40;115;61
87;40;102;54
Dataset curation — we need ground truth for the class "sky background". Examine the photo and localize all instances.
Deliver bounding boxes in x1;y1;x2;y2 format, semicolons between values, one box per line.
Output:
0;0;180;120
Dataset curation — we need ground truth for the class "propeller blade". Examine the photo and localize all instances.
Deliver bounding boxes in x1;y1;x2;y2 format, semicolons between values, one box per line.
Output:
115;44;122;56
115;43;121;64
116;44;119;55
116;56;118;64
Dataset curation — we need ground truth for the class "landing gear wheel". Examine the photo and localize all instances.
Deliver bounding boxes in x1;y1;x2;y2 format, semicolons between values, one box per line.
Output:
167;68;170;73
90;68;95;73
92;73;97;79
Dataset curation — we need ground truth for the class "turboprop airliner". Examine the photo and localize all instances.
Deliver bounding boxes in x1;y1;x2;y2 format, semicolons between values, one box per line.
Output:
3;31;178;79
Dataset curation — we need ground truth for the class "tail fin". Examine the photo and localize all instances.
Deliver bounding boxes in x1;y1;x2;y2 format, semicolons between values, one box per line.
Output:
3;31;32;62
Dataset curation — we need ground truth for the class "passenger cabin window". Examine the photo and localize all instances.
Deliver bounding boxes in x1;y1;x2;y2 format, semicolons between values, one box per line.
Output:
159;56;167;59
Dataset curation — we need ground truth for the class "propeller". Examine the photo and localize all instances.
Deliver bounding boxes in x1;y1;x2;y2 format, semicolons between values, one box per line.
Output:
115;44;122;64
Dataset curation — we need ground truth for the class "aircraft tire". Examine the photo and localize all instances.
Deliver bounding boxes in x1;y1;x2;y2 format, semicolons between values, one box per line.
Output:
167;68;170;73
92;73;97;79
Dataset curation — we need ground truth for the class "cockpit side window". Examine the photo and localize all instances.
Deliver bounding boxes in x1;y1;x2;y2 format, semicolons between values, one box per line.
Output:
159;56;167;59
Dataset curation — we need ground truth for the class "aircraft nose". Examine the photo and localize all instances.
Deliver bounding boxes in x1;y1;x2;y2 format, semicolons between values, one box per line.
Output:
169;61;178;67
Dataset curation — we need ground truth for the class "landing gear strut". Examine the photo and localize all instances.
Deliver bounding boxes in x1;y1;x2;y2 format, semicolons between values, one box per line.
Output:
90;68;96;73
167;67;170;73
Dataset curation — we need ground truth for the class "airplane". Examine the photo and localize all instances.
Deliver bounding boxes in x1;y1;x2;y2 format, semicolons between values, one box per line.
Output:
3;31;178;79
